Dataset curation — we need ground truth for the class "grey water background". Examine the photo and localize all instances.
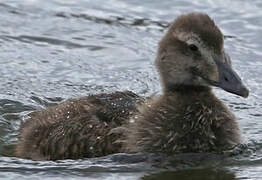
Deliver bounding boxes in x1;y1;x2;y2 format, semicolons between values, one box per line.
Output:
0;0;261;179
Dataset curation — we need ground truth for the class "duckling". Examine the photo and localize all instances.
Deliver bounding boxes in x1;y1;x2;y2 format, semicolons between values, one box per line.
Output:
16;12;249;160
124;13;249;153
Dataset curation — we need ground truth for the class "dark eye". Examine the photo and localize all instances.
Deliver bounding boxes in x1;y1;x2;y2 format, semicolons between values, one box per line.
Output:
189;44;198;52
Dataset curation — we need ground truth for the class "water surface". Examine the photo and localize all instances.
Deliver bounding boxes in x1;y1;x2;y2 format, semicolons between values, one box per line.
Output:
0;0;261;179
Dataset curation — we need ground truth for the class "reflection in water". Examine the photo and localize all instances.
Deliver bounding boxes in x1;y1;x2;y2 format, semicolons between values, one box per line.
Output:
142;168;236;180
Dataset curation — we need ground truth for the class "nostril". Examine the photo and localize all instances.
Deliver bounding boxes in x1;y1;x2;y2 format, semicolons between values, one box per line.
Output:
224;77;229;82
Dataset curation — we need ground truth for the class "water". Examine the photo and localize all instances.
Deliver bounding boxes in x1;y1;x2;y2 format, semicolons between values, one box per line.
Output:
0;0;261;179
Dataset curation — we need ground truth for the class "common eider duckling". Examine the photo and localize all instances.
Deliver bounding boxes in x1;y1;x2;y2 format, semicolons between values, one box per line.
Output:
16;13;249;160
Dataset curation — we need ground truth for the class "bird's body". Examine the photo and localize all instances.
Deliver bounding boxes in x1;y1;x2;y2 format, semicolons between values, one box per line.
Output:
16;13;249;160
16;91;143;160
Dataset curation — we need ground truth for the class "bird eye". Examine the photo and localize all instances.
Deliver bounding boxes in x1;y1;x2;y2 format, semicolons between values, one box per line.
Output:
189;44;198;52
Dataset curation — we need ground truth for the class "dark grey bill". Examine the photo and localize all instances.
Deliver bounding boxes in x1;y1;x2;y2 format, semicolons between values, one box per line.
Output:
214;57;249;98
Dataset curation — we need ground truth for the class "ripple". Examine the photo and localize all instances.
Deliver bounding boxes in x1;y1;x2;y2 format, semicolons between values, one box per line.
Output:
0;35;105;50
55;12;169;31
142;168;236;180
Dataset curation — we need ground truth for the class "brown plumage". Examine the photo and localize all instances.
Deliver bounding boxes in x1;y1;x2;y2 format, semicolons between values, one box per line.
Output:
16;91;143;160
124;88;240;153
16;12;249;160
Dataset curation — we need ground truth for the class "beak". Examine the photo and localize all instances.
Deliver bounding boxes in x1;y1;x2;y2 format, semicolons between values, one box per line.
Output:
213;55;249;98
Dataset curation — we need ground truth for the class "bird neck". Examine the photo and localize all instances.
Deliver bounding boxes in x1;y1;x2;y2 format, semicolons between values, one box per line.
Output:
164;84;211;95
162;84;216;103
